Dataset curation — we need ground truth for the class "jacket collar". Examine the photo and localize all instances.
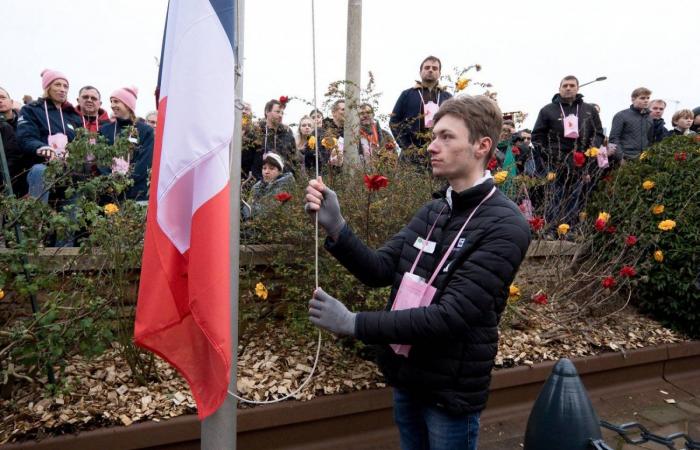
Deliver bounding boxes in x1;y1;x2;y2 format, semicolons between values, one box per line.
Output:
552;93;583;105
629;105;649;116
413;81;448;92
434;177;495;212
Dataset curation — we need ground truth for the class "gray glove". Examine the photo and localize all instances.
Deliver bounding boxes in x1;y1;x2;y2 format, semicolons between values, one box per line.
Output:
308;288;356;336
305;183;346;237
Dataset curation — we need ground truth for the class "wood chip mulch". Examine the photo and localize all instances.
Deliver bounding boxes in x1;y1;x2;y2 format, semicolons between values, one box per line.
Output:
0;307;686;444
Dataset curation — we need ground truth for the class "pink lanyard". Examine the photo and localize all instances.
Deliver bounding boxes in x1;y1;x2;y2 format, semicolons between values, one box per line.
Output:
44;100;66;136
559;103;579;119
409;205;447;274
417;89;441;108
423;187;497;286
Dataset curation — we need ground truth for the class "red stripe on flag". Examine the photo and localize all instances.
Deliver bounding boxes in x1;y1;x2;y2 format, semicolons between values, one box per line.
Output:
135;97;231;419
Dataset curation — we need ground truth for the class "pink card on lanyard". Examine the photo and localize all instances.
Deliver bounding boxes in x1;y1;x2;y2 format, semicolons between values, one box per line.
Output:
390;187;496;357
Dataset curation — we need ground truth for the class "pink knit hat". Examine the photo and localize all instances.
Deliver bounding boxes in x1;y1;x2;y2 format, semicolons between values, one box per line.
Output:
110;86;139;113
41;69;68;90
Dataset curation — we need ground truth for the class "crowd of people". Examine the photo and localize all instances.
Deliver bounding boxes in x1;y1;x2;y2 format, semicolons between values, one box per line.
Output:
1;57;699;224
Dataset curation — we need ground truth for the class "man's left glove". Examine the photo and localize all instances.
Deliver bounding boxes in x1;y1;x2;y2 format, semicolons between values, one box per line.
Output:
308;288;356;336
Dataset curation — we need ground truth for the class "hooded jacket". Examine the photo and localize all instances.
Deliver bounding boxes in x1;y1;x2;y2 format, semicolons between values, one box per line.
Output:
390;83;453;152
99;118;154;200
326;179;530;415
16;98;83;155
609;106;653;159
531;93;604;170
75;105;111;133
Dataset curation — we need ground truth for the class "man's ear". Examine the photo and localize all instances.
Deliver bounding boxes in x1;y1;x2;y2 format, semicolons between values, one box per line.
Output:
474;137;492;160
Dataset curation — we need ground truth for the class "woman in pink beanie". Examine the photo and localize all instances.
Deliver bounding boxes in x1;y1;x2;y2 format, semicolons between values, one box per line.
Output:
99;86;154;201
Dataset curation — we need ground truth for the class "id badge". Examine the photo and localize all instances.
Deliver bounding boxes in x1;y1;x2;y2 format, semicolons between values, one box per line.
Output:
563;114;579;138
413;236;436;254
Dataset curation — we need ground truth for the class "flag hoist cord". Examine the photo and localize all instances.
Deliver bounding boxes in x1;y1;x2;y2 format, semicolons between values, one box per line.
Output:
228;0;323;404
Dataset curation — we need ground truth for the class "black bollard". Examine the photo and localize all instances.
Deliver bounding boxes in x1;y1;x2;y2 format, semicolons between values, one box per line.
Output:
524;358;602;450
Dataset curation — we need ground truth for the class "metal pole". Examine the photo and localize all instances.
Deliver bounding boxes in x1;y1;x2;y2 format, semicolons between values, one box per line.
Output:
343;0;362;167
201;0;243;448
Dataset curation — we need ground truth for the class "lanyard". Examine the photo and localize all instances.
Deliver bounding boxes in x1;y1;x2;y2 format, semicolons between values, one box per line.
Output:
417;89;441;108
264;125;277;152
113;121;134;164
43;100;66;136
559;103;579;119
409;204;448;274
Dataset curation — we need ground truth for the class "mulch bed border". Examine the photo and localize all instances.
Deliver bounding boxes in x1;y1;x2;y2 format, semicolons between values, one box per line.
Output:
4;341;699;450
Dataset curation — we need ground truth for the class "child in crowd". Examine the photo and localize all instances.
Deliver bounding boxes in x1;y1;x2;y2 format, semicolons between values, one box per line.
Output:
242;152;294;220
670;109;697;136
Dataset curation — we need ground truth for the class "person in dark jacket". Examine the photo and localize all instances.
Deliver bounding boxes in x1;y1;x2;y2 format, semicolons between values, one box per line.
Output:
242;99;296;179
305;95;530;450
16;69;83;203
391;56;453;169
531;75;604;227
669;109;697;136
99;86;154;201
1;87;34;196
608;87;654;160
242;152;295;220
322;99;345;140
649;99;670;143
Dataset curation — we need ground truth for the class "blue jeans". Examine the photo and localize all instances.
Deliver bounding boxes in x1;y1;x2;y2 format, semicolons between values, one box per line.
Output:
27;163;49;203
393;388;480;450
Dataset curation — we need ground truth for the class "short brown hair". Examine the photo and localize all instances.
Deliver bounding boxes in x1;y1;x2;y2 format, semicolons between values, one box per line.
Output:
331;99;345;113
560;75;579;86
264;99;282;114
649;99;666;107
433;95;503;167
631;87;652;99
420;56;442;71
672;109;694;126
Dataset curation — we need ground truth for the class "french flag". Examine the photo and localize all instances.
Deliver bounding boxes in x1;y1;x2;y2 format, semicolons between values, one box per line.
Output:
134;0;235;419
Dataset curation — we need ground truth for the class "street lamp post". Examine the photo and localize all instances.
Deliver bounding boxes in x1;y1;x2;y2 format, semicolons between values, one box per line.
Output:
579;76;607;88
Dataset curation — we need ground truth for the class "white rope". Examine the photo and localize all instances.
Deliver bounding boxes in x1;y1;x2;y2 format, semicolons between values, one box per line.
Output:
228;0;323;405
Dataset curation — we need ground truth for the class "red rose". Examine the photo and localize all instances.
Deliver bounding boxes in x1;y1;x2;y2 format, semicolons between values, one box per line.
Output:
625;235;638;246
528;216;545;231
532;293;548;305
606;225;617;234
602;276;616;289
385;141;396;151
674;152;687;161
594;218;607;231
487;157;498;171
363;174;389;191
573;151;585;168
279;95;289;105
619;265;636;278
274;192;292;203
511;146;521;156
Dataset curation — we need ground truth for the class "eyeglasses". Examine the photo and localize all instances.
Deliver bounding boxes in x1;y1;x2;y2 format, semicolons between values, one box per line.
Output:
81;95;99;101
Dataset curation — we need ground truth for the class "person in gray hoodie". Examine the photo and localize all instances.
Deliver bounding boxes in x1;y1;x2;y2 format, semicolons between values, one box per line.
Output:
609;87;654;160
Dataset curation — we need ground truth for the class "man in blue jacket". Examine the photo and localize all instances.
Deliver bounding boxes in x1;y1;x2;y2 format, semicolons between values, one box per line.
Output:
16;69;82;203
391;56;452;169
305;95;530;450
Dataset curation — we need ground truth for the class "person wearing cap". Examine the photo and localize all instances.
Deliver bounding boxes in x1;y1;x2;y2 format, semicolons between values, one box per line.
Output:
99;86;154;201
16;69;82;203
243;152;295;220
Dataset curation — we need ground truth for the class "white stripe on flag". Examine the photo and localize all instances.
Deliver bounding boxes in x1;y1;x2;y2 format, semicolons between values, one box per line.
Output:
157;0;235;253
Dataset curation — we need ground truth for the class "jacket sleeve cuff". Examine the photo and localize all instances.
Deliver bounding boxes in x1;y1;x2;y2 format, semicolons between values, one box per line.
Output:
323;222;352;253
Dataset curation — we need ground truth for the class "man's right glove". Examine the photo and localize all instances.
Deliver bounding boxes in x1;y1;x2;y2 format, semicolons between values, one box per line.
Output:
305;177;345;238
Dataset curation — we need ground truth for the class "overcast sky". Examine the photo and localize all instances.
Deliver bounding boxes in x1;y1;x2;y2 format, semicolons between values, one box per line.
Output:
3;0;699;132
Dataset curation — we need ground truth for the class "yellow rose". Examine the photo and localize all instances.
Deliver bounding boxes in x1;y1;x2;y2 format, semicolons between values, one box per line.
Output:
658;220;676;231
642;180;655;190
455;78;470;92
546;172;556;182
104;203;119;215
509;284;521;298
493;171;508;184
579;211;588;221
640;151;649;160
255;282;268;300
585;147;599;157
307;136;316;149
321;136;337;150
598;212;611;222
651;204;665;215
654;250;664;262
0;289;4;300
557;223;570;235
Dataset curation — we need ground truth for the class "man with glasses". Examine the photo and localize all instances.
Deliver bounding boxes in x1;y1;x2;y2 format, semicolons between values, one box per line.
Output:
75;86;109;133
145;111;158;129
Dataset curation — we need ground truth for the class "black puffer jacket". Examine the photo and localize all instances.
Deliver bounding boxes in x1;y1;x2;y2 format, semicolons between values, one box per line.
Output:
608;106;653;159
531;94;604;171
326;179;530;415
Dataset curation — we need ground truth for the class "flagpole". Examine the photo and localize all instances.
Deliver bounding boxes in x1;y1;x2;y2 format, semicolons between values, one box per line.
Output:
201;0;244;447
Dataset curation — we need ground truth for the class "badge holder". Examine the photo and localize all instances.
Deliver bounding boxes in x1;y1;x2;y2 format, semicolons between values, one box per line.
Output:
390;187;496;357
560;104;579;139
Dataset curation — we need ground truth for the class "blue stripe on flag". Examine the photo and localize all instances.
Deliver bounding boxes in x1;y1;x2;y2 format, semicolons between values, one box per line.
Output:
208;0;235;51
